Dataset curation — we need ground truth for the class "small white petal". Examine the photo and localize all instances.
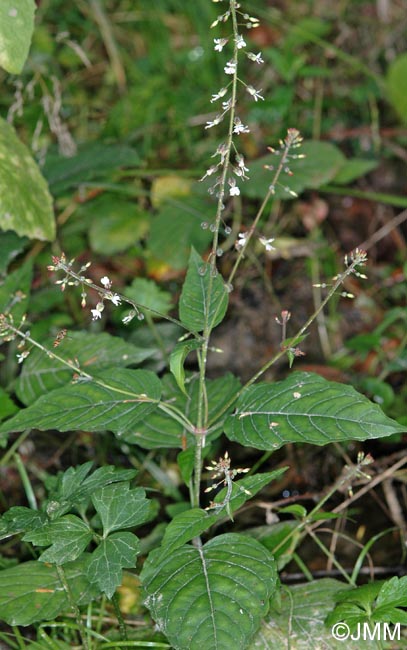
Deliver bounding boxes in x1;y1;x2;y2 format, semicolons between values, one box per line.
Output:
214;38;228;52
246;85;264;101
235;35;246;49
108;293;121;306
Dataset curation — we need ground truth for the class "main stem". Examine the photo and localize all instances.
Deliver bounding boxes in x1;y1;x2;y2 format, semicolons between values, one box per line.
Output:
192;1;240;509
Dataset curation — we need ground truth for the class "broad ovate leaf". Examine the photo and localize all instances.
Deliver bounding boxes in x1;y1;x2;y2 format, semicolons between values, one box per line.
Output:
0;556;98;626
0;118;55;241
141;533;277;650
225;372;405;451
16;331;155;405
331;158;378;185
43;142;140;195
0;369;161;441
0;0;35;74
123;373;240;449
148;197;213;270
255;579;375;649
241;141;345;200
179;247;228;332
210;468;288;515
160;508;219;554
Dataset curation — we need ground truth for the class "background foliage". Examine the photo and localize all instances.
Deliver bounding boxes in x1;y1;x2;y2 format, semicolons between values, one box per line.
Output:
0;0;406;648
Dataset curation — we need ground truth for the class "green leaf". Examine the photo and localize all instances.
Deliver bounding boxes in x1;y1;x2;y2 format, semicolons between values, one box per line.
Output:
124;277;173;316
16;331;155;405
25;515;93;565
0;507;47;539
0;118;55;241
170;339;201;395
46;461;93;504
177;448;195;484
278;504;308;518
331;158;378;185
73;465;138;501
327;577;407;628
0;231;28;273
43;142;140;195
87;532;140;599
179;248;228;332
376;576;407;610
210;468;288;515
387;52;407;124
0;387;18;420
148;197;213;270
242;141;345;200
375;577;407;624
91;483;151;536
0;369;161;440
0;260;33;332
88;198;149;254
245;521;300;569
0;556;98;626
42;464;138;521
161;508;219;554
256;579;373;649
141;533;277;650
122;373;240;449
225;372;406;451
0;0;35;74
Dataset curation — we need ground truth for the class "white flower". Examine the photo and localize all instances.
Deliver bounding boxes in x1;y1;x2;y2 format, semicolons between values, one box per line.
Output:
211;142;228;162
236;153;249;172
16;350;30;364
100;276;111;288
224;60;236;74
222;98;233;111
107;292;121;306
229;179;240;196
247;51;264;64
233;165;249;180
210;87;228;102
214;38;228;52
235;232;248;249
233;117;250;134
235;34;246;49
91;302;104;320
246;85;264;101
205;114;223;129
200;165;219;181
259;236;275;252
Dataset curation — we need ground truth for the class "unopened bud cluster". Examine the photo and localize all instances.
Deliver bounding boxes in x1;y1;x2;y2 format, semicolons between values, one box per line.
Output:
264;128;305;197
